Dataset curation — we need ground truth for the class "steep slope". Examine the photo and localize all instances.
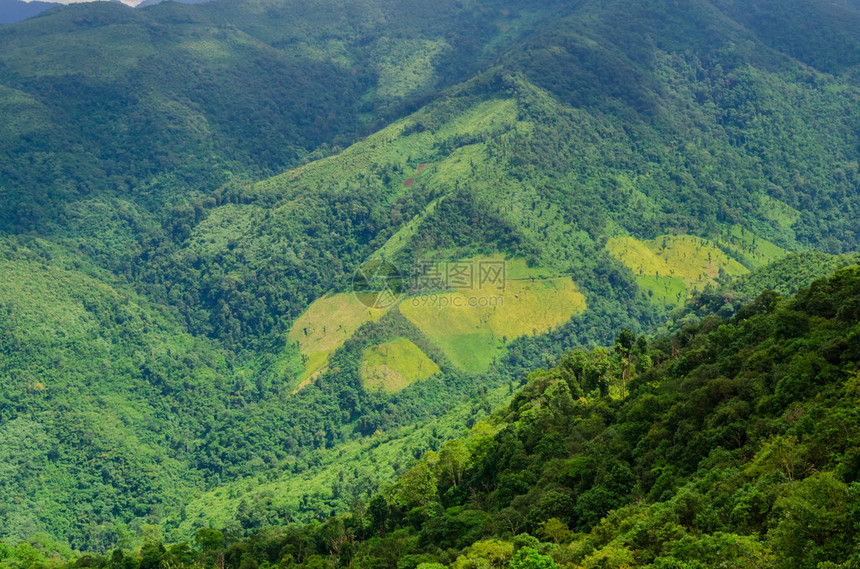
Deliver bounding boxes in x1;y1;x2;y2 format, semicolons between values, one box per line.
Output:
112;262;860;569
141;31;860;374
0;0;859;553
0;0;550;245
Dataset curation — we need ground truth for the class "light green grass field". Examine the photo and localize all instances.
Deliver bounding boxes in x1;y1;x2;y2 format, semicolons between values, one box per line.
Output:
717;225;787;268
759;195;800;231
288;293;389;387
607;234;749;293
635;275;688;307
361;337;441;393
398;257;586;373
372;37;449;101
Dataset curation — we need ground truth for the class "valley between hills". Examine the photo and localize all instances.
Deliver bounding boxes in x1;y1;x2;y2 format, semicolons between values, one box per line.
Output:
0;0;859;567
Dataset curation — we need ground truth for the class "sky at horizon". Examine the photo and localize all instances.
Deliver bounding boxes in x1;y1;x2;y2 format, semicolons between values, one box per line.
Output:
19;0;142;5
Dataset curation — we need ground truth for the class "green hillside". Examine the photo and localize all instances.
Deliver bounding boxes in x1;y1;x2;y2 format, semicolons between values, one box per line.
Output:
0;0;859;554
361;338;441;393
0;0;544;240
37;262;860;569
0;238;221;549
133;0;860;358
670;251;860;327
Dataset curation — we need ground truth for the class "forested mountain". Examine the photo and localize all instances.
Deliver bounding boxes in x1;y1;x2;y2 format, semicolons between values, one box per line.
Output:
225;263;860;568
13;255;860;569
0;0;859;554
0;0;536;241
0;0;59;24
135;0;211;9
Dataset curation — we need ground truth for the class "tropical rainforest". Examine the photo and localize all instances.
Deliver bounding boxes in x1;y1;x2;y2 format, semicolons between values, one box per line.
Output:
0;0;858;567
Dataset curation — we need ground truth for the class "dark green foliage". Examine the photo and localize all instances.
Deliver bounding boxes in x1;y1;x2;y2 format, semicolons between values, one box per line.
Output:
0;0;527;238
673;252;860;328
44;263;860;569
1;0;860;555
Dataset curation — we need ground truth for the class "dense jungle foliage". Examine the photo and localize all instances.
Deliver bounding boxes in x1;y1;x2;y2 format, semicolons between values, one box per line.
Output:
1;0;859;554
10;260;859;569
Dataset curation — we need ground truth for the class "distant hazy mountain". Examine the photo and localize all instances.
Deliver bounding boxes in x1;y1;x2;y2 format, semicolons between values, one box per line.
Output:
0;0;188;16
135;0;210;8
0;0;59;23
831;0;860;11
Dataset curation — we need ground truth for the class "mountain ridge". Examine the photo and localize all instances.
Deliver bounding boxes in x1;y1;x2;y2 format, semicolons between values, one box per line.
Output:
0;0;60;24
0;0;858;552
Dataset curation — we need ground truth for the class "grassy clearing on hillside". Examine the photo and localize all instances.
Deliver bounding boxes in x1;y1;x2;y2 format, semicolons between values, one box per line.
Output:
372;37;449;101
179;38;240;63
361;337;441;393
716;225;787;268
288;293;389;384
489;279;586;337
399;296;498;373
398;257;586;373
607;235;749;293
635;275;688;307
759;194;800;230
185;204;266;257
